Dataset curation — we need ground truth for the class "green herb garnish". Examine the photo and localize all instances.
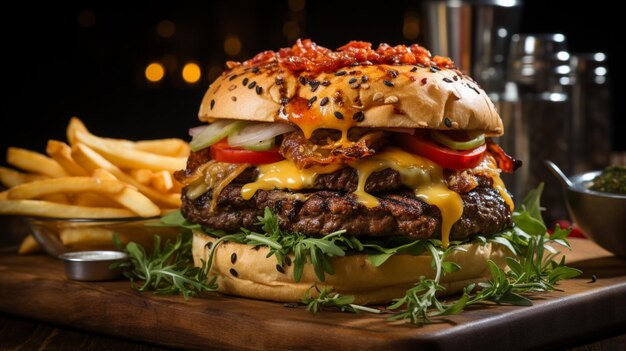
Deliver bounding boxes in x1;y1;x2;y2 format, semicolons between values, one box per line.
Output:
589;166;626;194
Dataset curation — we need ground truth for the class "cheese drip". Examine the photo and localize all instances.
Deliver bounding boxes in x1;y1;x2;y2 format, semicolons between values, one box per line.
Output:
491;174;514;212
241;147;463;247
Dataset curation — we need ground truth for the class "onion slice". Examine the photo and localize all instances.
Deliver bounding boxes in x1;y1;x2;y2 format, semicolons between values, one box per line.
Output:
189;120;247;152
228;122;295;148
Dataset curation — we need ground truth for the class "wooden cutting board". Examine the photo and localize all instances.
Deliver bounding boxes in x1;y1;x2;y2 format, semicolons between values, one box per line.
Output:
0;238;625;351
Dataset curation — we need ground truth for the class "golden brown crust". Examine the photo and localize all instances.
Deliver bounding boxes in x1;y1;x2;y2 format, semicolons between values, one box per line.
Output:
192;230;509;305
199;64;503;136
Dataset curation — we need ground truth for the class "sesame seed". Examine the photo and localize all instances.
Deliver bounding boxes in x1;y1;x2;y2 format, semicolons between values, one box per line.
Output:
591;274;597;283
384;96;399;104
229;268;238;277
361;75;369;83
361;83;370;89
349;70;357;75
256;86;263;95
430;66;441;73
231;253;237;264
228;84;237;91
276;264;285;274
284;256;292;266
334;111;344;119
443;78;453;83
383;80;394;87
299;76;307;85
210;99;215;110
453;75;459;81
228;74;238;81
231;96;237;101
352;111;365;122
307;96;317;109
321;80;330;86
373;92;384;102
387;70;398;78
410;67;418;72
335;71;347;76
421;78;428;85
444;117;452;128
242;77;249;86
320;97;329;106
248;81;256;89
349;77;358;84
252;67;260;73
205;241;213;250
416;63;425;68
280;98;288;104
309;80;320;92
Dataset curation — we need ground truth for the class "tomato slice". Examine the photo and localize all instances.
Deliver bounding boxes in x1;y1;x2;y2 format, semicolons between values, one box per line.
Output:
210;139;284;165
397;133;486;170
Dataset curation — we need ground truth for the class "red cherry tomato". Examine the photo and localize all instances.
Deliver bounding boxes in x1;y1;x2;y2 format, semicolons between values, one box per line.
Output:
210;139;284;165
397;133;487;170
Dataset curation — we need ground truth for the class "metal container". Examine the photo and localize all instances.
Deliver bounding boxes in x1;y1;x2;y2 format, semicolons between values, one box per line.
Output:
59;250;128;281
547;161;626;258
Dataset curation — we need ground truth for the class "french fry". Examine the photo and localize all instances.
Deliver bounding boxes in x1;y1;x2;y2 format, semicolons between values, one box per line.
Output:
41;194;71;204
7;148;69;178
73;130;186;172
46;140;89;176
72;143;181;208
150;170;174;192
134;139;190;157
73;193;121;208
7;177;127;200
66;117;90;146
130;169;153;185
18;235;42;254
0;199;135;218
0;167;49;188
92;169;161;217
60;227;116;246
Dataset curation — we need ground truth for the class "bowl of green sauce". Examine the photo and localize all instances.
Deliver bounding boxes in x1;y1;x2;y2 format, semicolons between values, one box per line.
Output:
547;162;626;258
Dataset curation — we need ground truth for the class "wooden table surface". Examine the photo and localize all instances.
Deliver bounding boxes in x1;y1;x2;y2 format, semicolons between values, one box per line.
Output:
0;238;625;351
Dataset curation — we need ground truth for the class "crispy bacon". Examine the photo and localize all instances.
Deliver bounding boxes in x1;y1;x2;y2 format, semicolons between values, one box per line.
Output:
486;139;522;173
279;130;388;169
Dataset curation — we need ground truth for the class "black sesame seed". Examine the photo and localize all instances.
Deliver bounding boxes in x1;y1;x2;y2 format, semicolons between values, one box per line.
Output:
335;71;347;76
453;75;459;81
309;80;320;92
210;99;215;110
248;81;256;89
242;77;249;86
444;117;452;128
299;76;307;85
321;80;330;86
307;96;317;109
352;111;365;122
284;256;292;266
228;74;238;81
430;66;441;73
383;80;394;87
231;253;237;264
276;264;285;274
252;66;260;73
349;70;357;75
334;111;344;119
205;242;213;250
387;70;398;78
255;86;263;95
410;67;418;72
361;75;368;83
320;97;329;106
349;77;358;84
443;78;453;83
229;268;238;277
591;274;598;283
280;98;289;105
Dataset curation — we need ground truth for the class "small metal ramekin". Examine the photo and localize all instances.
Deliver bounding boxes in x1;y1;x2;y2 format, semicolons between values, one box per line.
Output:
58;250;128;281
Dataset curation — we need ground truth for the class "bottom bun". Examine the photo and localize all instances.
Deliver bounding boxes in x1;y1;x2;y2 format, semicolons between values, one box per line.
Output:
192;230;510;305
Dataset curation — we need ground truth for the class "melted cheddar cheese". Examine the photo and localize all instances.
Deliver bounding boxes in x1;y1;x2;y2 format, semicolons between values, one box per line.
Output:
241;147;464;247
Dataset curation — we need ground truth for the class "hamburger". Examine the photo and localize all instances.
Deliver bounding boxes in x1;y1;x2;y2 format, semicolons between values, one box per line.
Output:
176;39;520;305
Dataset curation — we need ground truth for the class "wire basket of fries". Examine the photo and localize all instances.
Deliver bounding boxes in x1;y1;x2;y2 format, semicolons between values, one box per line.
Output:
0;117;188;256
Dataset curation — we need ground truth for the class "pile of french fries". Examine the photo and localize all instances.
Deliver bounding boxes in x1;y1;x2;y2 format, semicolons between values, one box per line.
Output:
0;117;189;253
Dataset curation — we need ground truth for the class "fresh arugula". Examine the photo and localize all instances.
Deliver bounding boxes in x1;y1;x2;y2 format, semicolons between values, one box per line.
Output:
114;231;218;299
385;183;582;324
301;285;382;314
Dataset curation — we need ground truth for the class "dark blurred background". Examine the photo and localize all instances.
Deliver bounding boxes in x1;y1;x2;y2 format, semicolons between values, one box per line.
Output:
1;0;622;163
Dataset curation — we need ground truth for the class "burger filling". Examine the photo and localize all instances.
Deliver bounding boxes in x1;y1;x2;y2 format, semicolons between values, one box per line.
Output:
176;125;519;247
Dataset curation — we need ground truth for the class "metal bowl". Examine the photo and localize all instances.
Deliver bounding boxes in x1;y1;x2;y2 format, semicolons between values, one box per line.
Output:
25;216;180;257
547;161;626;257
59;250;128;281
